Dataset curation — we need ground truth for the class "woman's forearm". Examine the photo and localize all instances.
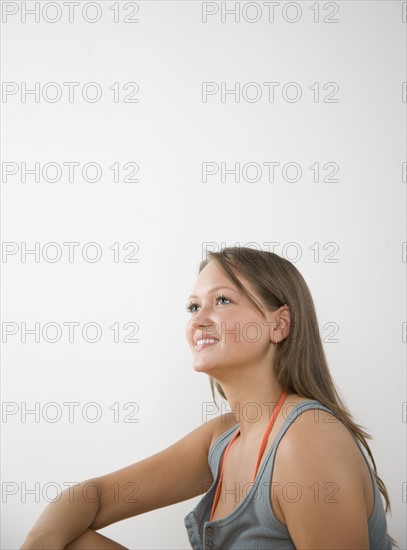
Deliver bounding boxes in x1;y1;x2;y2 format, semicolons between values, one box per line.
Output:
20;479;102;549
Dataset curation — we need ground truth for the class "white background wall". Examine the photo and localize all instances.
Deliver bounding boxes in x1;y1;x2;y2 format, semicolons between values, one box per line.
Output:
1;1;406;548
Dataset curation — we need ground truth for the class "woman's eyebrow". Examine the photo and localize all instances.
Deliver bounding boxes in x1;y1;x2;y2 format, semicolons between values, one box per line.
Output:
188;286;238;300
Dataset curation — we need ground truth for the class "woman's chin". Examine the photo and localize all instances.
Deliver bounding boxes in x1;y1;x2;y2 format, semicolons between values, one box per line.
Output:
192;360;216;374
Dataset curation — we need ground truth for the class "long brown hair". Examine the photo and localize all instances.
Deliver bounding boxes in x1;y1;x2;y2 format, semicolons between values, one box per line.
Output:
198;246;396;547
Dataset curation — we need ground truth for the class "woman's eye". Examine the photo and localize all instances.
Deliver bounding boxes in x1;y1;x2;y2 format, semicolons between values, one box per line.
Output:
185;294;231;313
215;294;231;305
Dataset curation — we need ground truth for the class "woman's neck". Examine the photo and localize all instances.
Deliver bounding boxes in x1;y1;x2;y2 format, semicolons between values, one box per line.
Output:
218;373;286;440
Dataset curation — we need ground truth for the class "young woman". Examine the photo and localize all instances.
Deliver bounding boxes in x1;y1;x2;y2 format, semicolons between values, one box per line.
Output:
21;247;396;549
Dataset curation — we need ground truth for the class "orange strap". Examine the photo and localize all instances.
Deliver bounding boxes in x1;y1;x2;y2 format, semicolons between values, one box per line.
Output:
209;390;288;521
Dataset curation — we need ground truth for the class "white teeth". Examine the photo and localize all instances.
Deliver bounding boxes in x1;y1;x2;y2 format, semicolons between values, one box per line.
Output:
196;338;218;346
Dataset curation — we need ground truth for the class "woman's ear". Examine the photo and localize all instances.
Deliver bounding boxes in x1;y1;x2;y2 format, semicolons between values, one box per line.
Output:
265;304;291;344
279;305;291;337
273;304;291;343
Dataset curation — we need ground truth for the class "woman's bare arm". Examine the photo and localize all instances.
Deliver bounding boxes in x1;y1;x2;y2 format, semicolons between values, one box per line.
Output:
64;529;128;550
20;413;236;550
273;410;370;549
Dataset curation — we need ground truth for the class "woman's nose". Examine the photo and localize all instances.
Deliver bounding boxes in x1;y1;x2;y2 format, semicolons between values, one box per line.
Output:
190;305;214;328
191;315;212;330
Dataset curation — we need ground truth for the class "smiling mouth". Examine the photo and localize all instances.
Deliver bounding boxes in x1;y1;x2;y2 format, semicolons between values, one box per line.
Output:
195;338;219;350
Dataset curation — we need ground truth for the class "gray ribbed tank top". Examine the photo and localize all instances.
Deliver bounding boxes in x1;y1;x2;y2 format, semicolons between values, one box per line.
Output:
184;400;392;550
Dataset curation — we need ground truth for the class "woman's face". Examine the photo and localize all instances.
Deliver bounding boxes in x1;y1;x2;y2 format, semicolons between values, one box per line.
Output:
185;261;277;378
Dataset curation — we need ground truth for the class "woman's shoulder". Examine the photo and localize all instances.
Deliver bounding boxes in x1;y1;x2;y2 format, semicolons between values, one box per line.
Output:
272;396;376;547
283;392;337;415
276;394;365;477
207;394;341;454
